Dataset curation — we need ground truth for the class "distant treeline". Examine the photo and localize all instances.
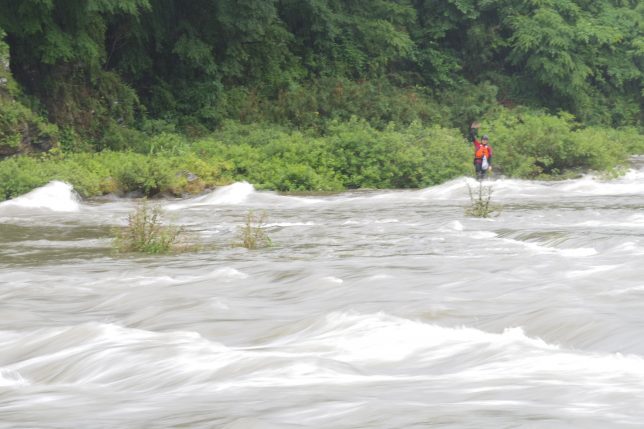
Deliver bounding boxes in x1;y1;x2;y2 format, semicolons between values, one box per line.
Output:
0;0;642;150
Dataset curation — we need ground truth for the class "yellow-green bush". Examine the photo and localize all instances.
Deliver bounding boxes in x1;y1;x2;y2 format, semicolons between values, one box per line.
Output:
485;110;639;179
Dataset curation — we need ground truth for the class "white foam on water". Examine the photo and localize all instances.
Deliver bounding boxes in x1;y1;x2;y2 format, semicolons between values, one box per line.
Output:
342;220;361;225
201;181;255;205
131;267;249;287
559;247;598;257
320;313;555;362
610;242;644;255
411;167;644;203
206;267;249;281
240;312;644;396
375;218;399;224
166;182;328;210
419;177;472;200
565;264;620;279
166;182;256;210
448;220;464;231
366;274;393;281
575;214;644;230
555;169;644;196
470;231;498;239
419;176;564;201
0;323;236;385
0;368;29;386
501;237;597;257
3;313;644;408
321;276;344;285
0;181;80;212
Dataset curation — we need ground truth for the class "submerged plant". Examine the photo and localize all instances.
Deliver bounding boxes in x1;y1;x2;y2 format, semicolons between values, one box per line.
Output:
114;201;189;254
234;210;272;249
465;182;500;218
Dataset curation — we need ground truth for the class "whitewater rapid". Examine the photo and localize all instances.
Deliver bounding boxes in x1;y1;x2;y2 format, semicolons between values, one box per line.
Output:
1;163;644;428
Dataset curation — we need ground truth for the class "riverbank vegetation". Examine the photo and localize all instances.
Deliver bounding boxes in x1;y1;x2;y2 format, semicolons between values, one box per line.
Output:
0;1;642;200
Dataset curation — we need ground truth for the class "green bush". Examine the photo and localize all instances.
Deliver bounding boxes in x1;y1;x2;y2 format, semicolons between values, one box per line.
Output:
326;119;471;188
0;150;231;201
233;210;272;250
194;120;471;191
465;183;500;218
114;201;189;254
485;110;632;179
0;156;48;200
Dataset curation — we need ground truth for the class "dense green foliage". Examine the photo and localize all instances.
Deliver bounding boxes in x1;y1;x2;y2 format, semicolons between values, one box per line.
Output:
0;121;473;199
0;1;642;199
0;0;641;139
1;117;641;201
485;110;640;178
0;29;59;156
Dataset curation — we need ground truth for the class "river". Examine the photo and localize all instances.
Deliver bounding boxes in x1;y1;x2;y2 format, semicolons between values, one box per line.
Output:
1;159;644;428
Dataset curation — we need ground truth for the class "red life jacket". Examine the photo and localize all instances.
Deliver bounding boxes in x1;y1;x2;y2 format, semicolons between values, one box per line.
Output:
475;144;490;159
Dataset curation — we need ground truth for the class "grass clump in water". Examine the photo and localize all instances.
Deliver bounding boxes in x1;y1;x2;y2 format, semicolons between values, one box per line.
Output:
465;182;500;218
114;201;189;254
234;210;272;249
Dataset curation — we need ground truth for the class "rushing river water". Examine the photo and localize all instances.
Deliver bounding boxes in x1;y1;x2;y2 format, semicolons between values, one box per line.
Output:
1;159;644;429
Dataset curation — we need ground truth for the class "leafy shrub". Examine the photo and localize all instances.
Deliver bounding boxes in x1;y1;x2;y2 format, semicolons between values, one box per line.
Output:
465;182;499;218
234;210;272;249
194;120;472;191
113;201;188;254
326;119;471;188
108;154;173;196
485;110;632;178
0;156;48;200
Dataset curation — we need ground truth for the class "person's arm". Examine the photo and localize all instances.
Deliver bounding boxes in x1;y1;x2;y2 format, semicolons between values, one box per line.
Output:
469;128;478;144
469;122;480;144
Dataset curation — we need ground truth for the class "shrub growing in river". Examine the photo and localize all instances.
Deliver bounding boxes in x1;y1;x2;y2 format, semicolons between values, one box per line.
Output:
234;210;272;250
114;201;188;254
466;182;499;218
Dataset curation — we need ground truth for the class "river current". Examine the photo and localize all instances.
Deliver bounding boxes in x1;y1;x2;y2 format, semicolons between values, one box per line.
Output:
1;159;644;428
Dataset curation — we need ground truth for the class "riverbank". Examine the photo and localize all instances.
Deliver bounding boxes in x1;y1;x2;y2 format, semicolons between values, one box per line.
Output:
1;114;642;202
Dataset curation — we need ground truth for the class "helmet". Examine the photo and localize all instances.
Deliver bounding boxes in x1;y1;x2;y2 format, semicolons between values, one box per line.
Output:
482;134;489;141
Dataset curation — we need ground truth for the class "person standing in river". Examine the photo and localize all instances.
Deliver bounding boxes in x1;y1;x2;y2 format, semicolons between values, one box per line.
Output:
472;134;492;180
